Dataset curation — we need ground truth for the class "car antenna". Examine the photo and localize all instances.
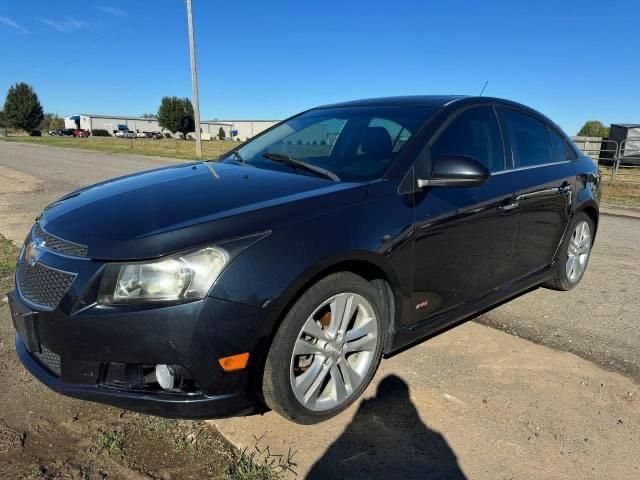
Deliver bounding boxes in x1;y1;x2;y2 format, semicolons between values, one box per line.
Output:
479;80;488;96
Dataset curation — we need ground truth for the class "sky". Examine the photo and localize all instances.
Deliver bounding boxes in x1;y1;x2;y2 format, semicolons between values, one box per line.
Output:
0;0;638;135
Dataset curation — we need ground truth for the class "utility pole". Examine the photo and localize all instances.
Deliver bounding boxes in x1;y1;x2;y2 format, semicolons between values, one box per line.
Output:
186;0;202;157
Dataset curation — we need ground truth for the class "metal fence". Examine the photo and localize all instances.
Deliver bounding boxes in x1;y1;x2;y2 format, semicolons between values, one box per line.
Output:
575;137;640;184
612;139;640;183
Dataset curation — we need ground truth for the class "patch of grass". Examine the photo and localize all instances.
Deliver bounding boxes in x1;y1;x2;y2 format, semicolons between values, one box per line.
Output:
0;235;18;295
92;428;125;456
0;135;236;160
221;436;297;480
601;180;640;208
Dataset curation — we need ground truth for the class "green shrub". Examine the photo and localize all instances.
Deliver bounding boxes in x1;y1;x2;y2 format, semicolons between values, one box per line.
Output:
91;129;110;137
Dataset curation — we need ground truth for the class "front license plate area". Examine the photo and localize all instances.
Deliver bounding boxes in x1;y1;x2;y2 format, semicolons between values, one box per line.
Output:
8;294;40;353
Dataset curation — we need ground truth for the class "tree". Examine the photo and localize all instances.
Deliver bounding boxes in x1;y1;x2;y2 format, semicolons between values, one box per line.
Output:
3;83;44;132
39;113;63;131
578;120;609;138
157;97;195;139
218;127;226;140
141;113;157;119
0;111;5;128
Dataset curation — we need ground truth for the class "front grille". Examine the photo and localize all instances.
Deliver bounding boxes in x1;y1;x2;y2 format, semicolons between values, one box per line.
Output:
33;223;87;258
16;258;76;310
33;346;61;377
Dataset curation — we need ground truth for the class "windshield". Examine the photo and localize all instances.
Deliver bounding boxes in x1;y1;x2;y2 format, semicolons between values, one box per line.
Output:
221;105;438;181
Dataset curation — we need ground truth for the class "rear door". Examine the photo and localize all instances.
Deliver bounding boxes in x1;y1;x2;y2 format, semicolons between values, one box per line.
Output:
498;108;575;279
408;105;520;324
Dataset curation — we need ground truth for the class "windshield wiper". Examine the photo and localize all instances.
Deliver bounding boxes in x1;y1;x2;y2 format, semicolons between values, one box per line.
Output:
262;153;340;182
229;150;245;165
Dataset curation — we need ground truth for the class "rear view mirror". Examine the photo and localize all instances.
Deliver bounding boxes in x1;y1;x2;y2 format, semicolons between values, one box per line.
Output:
417;154;490;188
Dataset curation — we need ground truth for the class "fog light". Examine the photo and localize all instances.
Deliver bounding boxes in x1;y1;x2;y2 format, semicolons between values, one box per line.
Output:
155;364;176;390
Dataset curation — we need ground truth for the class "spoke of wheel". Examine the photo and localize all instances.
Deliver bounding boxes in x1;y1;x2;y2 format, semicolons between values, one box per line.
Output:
566;256;576;278
304;364;330;405
329;294;356;337
345;316;376;342
345;334;377;354
295;357;324;395
337;357;361;390
330;365;347;402
293;337;325;356
302;318;328;341
579;234;590;252
577;222;585;243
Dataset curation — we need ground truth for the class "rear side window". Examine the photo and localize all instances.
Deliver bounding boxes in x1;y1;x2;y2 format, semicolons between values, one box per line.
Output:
501;109;553;167
549;129;568;162
565;142;578;160
430;106;505;172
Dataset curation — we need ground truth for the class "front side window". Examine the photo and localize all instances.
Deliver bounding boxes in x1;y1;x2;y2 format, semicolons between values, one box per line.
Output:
501;109;554;168
429;106;505;172
221;106;437;182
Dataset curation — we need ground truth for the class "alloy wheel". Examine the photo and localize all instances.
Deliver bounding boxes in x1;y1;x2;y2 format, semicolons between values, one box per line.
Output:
566;220;591;283
289;292;378;412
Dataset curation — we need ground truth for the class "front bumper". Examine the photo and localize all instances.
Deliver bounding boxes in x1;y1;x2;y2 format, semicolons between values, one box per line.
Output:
9;287;271;419
15;334;251;418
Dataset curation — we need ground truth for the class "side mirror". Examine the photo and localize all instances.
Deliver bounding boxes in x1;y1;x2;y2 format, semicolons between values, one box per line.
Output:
417;154;490;188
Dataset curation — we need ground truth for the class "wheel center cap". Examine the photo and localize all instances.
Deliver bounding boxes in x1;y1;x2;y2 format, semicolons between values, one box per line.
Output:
324;342;341;356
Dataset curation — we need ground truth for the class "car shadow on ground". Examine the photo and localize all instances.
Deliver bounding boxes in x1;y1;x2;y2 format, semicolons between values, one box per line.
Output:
306;375;467;480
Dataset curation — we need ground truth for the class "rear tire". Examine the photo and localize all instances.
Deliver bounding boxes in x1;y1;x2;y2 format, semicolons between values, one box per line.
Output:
262;272;386;424
543;211;594;291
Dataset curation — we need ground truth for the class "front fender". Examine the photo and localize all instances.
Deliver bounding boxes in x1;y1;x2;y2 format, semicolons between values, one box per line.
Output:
210;190;414;334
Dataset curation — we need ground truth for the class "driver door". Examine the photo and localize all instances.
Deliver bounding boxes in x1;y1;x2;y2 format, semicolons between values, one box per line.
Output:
408;106;520;325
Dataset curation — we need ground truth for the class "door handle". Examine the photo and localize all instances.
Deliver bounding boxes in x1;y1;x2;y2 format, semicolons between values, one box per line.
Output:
498;200;519;212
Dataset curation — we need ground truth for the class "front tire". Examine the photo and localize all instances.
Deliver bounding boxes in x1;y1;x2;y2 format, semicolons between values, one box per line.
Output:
543;211;594;291
262;272;386;424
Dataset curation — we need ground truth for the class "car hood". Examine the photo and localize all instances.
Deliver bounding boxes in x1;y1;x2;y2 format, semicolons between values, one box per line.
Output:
40;162;367;260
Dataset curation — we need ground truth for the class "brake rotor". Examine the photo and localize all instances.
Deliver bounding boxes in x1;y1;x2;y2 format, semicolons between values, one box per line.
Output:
294;309;332;374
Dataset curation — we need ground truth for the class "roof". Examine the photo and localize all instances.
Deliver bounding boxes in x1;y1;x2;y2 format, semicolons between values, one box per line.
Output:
611;123;640;129
319;95;469;108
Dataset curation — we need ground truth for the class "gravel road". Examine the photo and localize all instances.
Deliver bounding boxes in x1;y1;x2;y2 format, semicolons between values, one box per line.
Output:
477;214;640;380
1;140;639;381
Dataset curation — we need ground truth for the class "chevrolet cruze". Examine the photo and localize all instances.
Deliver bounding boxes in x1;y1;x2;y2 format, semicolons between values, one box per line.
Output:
10;96;600;424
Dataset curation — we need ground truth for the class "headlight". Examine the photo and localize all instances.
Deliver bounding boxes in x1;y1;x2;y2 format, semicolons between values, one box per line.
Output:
98;246;229;305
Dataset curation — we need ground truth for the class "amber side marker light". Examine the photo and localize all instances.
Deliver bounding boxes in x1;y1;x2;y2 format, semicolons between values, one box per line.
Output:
218;352;250;372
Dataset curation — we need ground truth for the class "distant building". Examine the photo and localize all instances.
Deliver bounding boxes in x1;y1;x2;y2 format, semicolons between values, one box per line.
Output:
609;124;640;156
63;114;279;140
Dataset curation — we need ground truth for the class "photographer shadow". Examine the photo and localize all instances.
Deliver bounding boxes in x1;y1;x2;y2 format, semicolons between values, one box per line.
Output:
306;375;467;480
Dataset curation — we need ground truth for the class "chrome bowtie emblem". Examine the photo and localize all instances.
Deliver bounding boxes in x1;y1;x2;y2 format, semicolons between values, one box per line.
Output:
24;239;45;267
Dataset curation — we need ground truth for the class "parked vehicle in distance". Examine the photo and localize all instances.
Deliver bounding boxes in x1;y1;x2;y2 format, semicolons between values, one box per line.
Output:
61;128;75;136
115;130;135;138
72;129;89;138
150;131;163;140
9;96;600;424
48;129;63;136
29;129;42;137
136;131;151;139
